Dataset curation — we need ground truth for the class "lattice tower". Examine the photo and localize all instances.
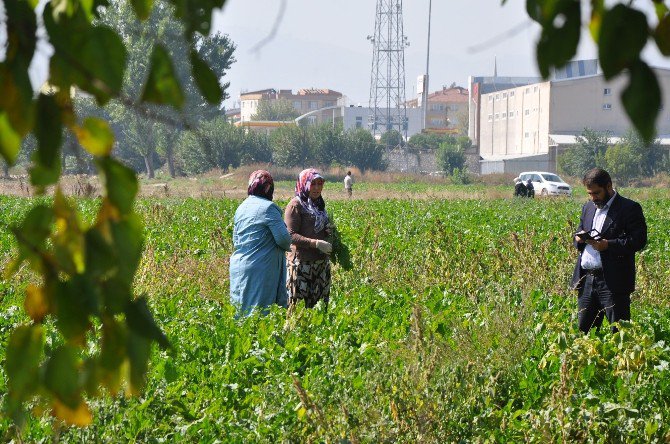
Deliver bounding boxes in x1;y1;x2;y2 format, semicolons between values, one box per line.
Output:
367;0;409;142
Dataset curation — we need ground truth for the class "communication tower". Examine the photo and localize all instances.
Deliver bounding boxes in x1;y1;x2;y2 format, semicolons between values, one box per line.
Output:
367;0;409;142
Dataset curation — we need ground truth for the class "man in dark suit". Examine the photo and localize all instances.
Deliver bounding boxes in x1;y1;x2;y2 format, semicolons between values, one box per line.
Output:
571;168;647;333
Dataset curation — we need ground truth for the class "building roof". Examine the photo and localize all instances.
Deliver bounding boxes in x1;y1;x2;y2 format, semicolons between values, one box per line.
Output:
425;86;469;103
296;88;342;96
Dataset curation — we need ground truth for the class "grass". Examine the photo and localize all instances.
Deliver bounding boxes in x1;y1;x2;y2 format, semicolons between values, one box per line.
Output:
0;187;669;441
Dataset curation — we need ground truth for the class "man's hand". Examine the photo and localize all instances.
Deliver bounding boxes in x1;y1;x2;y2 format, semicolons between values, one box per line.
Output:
585;238;608;251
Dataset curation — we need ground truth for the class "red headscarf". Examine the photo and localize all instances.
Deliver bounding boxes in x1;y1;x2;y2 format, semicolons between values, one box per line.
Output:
247;170;274;200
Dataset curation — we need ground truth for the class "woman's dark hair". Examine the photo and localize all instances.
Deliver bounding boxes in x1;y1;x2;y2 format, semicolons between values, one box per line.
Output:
582;168;612;188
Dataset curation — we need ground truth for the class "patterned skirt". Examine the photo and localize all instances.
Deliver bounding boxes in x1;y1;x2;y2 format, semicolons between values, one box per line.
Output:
287;258;331;308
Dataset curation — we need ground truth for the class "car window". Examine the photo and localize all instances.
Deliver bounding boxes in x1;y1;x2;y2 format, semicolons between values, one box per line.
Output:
532;174;542;182
541;173;562;182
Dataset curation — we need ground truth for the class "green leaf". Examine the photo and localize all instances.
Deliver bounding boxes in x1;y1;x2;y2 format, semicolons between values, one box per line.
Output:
190;50;223;104
97;157;138;215
125;297;170;349
130;0;154;20
55;277;95;344
0;112;21;165
74;117;115;156
599;4;649;79
141;44;184;109
4;1;37;67
84;227;117;280
169;0;227;38
655;14;670;56
110;214;144;285
30;94;63;187
126;330;151;395
12;205;54;268
6;325;44;401
621;60;660;144
535;0;581;78
101;318;127;370
44;345;81;409
45;5;127;104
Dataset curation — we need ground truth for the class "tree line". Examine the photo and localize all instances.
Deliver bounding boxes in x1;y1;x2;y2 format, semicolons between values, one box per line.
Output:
558;128;670;184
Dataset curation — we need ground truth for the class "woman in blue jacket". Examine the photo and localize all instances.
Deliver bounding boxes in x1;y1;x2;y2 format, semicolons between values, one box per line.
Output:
229;170;291;316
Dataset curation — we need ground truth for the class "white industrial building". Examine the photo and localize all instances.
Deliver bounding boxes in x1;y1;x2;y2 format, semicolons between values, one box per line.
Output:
469;60;670;174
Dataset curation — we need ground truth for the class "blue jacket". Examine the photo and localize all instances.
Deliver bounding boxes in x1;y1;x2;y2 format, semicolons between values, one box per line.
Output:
230;196;291;315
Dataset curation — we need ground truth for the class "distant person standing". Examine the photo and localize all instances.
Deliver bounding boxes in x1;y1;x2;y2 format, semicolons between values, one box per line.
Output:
525;178;535;198
344;171;353;198
572;168;647;333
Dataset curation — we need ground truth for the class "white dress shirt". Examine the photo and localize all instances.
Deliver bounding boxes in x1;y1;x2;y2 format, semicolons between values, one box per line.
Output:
580;191;617;270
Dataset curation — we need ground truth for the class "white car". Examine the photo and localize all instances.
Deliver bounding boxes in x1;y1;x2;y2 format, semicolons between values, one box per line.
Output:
514;171;572;196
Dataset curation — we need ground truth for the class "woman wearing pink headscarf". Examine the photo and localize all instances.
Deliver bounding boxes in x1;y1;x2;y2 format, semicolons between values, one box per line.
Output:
284;168;332;309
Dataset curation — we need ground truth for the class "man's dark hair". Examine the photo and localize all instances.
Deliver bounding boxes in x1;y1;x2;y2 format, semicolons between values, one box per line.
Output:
583;168;612;188
347;171;351;175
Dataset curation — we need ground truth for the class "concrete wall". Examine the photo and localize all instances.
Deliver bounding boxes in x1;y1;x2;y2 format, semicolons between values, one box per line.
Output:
384;149;439;173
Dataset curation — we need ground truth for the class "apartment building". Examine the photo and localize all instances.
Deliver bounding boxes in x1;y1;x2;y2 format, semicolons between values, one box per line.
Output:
239;88;343;123
406;86;469;132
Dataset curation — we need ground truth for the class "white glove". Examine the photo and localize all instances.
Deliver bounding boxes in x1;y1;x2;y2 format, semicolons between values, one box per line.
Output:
315;240;333;254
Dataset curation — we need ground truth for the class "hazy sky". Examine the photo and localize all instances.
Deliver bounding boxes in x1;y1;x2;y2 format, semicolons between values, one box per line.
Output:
213;0;670;108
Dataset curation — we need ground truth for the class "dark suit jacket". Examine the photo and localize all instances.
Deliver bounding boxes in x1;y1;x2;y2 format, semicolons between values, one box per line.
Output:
571;193;647;293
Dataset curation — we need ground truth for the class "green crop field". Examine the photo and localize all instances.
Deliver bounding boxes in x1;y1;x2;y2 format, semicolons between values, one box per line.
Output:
1;191;670;442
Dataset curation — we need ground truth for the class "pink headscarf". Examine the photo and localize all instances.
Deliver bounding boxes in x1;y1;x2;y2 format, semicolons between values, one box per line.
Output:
247;170;274;200
295;168;328;233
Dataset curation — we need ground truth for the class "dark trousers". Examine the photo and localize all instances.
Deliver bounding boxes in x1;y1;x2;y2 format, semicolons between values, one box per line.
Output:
577;272;631;333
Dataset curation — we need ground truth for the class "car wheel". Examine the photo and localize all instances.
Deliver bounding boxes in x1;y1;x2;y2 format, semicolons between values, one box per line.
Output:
541;188;548;196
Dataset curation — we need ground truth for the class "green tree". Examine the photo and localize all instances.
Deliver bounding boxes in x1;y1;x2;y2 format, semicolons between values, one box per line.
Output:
558;128;610;177
0;0;226;429
604;141;643;185
177;118;245;174
379;129;404;148
270;125;313;167
407;133;456;151
345;128;387;171
312;124;346;165
514;0;670;142
99;0;236;178
252;98;300;121
437;141;466;176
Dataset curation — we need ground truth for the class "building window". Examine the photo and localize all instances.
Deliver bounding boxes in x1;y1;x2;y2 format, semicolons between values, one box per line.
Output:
495;94;499;100
502;92;507;98
495;113;499;120
502;112;507;118
533;86;538;92
430;118;444;126
355;116;363;128
524;132;530;138
603;88;611;96
308;101;318;109
603;103;612;110
488;96;493;102
308;116;317;124
509;112;514;120
293;101;302;109
525;88;530;94
510;91;515;97
324;101;335;107
524;109;530;116
488;114;493;121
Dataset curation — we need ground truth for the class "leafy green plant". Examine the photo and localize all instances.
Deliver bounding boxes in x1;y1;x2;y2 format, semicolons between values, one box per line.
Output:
0;0;229;429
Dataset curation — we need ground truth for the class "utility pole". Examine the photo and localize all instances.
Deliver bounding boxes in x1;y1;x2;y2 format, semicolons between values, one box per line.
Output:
423;0;432;133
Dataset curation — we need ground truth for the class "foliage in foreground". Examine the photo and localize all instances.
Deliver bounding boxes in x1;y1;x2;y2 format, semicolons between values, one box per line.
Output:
1;196;670;441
